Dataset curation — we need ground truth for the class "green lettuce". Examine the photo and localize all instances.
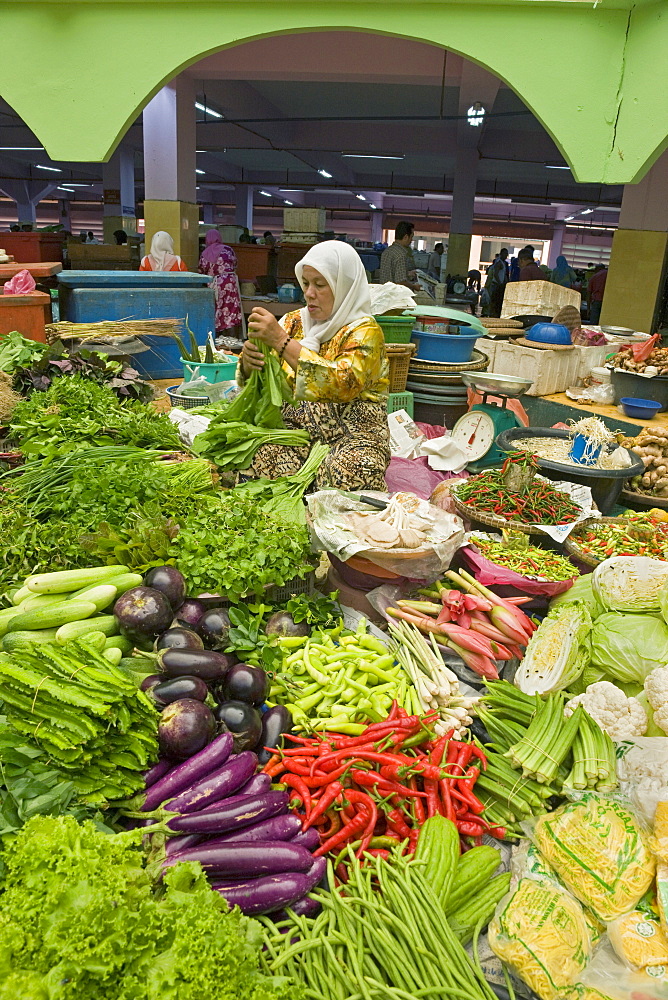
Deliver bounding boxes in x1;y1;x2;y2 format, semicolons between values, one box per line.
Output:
549;574;605;620
515;600;592;695
590;612;668;684
593;556;668;613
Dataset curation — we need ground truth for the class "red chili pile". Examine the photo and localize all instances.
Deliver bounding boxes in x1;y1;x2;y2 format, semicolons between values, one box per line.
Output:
262;705;504;873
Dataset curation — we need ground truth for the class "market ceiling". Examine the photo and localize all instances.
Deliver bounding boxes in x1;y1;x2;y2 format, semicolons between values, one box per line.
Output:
0;35;622;217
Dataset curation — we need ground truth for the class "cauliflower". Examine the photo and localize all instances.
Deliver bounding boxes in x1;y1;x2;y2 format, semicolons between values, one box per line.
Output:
565;681;647;740
644;666;668;735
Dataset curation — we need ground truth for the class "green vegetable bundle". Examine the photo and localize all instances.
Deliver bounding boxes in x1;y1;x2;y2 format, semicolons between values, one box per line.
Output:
0;640;158;804
193;340;309;470
0;814;293;1000
233;442;329;524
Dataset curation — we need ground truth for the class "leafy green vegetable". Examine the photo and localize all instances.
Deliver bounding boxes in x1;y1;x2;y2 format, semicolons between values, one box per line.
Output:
549;573;605;619
11;339;154;403
171;493;313;602
233;443;328;524
515;600;592;695
590;612;668;684
0;331;47;373
593;555;668;613
0;814;296;1000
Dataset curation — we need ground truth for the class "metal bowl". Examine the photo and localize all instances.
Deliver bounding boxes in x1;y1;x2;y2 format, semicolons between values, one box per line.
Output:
460;372;534;397
601;325;635;336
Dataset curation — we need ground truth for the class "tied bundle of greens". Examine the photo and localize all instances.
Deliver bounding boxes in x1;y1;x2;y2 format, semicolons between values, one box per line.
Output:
193;340;310;470
0;640;158;804
0;814;294;1000
232;442;329;524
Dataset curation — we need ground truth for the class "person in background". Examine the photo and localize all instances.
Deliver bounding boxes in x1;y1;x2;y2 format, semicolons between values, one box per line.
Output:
484;248;509;317
379;221;420;290
521;245;536;261
199;230;243;335
238;228;252;244
465;269;482;309
139;230;188;272
518;249;544;281
113;229;128;245
263;231;276;247
87;230;100;244
509;256;521;281
79;231;88;242
426;242;444;281
588;265;608;324
550;256;578;288
9;224;20;232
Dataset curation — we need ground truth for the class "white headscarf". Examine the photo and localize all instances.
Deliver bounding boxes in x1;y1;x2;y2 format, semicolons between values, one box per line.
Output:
295;241;371;351
147;230;179;271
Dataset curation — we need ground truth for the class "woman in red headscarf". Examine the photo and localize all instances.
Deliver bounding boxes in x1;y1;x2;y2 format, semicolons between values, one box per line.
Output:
198;230;243;334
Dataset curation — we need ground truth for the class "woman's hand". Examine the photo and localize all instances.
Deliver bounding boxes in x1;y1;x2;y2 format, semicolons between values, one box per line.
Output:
247;307;284;350
241;339;266;376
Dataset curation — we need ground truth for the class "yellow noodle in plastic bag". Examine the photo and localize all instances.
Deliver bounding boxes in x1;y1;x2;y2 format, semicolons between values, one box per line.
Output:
488;878;592;1000
608;909;668;971
534;794;655;922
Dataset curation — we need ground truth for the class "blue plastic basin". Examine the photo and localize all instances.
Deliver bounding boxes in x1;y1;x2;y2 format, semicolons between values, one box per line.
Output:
620;396;662;419
410;328;478;363
526;322;572;345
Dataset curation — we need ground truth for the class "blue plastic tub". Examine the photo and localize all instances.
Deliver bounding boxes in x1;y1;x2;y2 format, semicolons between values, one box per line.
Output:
569;433;601;466
57;271;215;380
620;396;662;419
410;328;479;363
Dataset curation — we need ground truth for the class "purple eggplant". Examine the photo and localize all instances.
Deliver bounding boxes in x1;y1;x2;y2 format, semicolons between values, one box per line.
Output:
211;860;325;916
143;759;172;788
159;699;216;761
257;705;293;765
152;675;209;706
214;701;262;752
115;586;173;640
197;608;231;650
142;731;233;811
144;565;186;610
165;834;202;858
237;773;271;798
167;750;257;814
156;627;204;651
163;840;313;879
276;895;322;919
221;663;268;706
141;673;165;694
167;790;288;835
174;598;208;629
158;647;235;682
265;612;310;639
200;812;302;845
289;828;320;852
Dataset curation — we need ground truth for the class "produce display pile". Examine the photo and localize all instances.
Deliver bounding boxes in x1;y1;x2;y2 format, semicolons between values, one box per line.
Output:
624;425;668;497
610;342;668;374
7;339;668;999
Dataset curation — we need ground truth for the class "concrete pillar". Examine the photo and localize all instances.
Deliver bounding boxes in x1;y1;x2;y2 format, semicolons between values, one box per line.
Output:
468;235;483;272
602;149;668;332
448;147;478;277
103;146;136;242
0;180;58;226
371;211;383;244
143;74;199;268
547;222;566;267
234;186;254;232
201;202;215;225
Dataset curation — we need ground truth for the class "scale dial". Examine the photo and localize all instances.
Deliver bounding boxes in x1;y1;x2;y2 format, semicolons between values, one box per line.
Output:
451;410;496;461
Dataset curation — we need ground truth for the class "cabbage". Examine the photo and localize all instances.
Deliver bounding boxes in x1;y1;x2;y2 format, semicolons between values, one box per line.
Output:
515;601;591;695
550;574;604;620
590;612;668;683
593;556;668;613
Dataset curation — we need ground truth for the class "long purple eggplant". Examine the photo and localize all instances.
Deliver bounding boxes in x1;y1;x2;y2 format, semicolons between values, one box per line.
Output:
165;834;202;858
211;858;326;915
273;895;322;920
166;790;288;836
158;647;235;681
144;759;172;788
166;751;257;814
237;773;271;798
186;813;302;848
162;840;313;878
289;828;320;851
141;732;234;812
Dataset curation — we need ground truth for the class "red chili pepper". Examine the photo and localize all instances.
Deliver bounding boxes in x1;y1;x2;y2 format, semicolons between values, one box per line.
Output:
365;848;390;859
458;820;485;837
409;777;426;825
439;778;456;822
314;806;371;857
386;808;413;840
379;760;447;783
450;785;485;815
407;828;419;854
350;769;428;799
321;810;341;838
303;781;343;830
281;774;312;815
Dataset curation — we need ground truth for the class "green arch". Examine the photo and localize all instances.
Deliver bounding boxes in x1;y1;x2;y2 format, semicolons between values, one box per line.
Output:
1;1;666;184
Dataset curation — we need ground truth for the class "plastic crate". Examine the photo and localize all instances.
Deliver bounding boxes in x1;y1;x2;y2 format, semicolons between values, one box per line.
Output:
266;569;317;604
385;344;416;393
374;315;414;343
386;391;414;417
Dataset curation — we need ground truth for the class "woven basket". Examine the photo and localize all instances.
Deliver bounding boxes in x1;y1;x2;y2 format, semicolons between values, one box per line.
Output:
451;485;584;536
565;516;668;567
386;343;416;393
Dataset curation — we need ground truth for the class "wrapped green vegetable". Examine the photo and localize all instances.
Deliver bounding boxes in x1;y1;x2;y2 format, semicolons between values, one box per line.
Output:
590;612;668;684
593;556;668;614
515;601;591;695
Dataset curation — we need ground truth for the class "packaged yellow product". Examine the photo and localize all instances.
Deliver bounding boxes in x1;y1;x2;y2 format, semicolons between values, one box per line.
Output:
533;793;655;922
653;802;668;863
556;988;615;1000
608;909;668;971
656;862;668;938
488;877;593;1000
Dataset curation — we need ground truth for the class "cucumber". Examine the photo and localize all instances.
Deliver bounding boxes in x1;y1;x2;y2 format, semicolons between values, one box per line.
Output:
77;631;107;651
25;565;130;595
0;605;30;639
103;635;133;655
67;584;118;612
70;573;142;601
21;593;73;612
3;629;60;652
11;586;32;606
5;600;98;635
413;815;459;907
56;615;118;643
445;845;503;915
103;647;123;665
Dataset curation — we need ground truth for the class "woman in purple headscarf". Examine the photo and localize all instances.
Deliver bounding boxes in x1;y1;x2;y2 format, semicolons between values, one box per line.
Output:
199;230;243;334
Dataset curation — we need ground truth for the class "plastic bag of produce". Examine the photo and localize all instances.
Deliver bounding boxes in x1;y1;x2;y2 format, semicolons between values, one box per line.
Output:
550;574;605;620
514;600;591;695
617;744;668;826
532;794;655;922
607;906;668;972
461;536;577;597
590;613;668;684
593;556;668;614
556;987;617;1000
488;877;593;1000
581;938;668;1000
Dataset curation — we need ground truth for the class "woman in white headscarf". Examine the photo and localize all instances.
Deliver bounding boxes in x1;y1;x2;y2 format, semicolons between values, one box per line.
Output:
240;240;390;489
139;230;188;272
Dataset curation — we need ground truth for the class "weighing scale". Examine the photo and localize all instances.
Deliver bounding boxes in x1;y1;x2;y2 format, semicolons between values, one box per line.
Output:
451;372;534;472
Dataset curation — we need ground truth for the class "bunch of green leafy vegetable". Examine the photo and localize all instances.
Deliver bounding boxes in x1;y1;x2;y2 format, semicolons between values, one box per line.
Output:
232;442;329;524
8;376;181;458
0;330;47;372
12;339;155;403
0;814;296;1000
170;492;313;602
225;593;341;672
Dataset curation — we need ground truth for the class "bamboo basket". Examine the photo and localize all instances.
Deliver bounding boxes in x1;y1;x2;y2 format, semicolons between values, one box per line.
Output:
565;516;668;567
386;344;416;393
451;483;586;536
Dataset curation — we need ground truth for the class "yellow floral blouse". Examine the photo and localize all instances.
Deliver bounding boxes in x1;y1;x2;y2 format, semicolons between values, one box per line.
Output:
278;311;389;404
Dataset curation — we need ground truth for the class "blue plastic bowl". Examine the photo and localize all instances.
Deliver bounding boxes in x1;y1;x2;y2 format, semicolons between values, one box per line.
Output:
410;328;479;363
526;322;572;345
620;396;663;419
